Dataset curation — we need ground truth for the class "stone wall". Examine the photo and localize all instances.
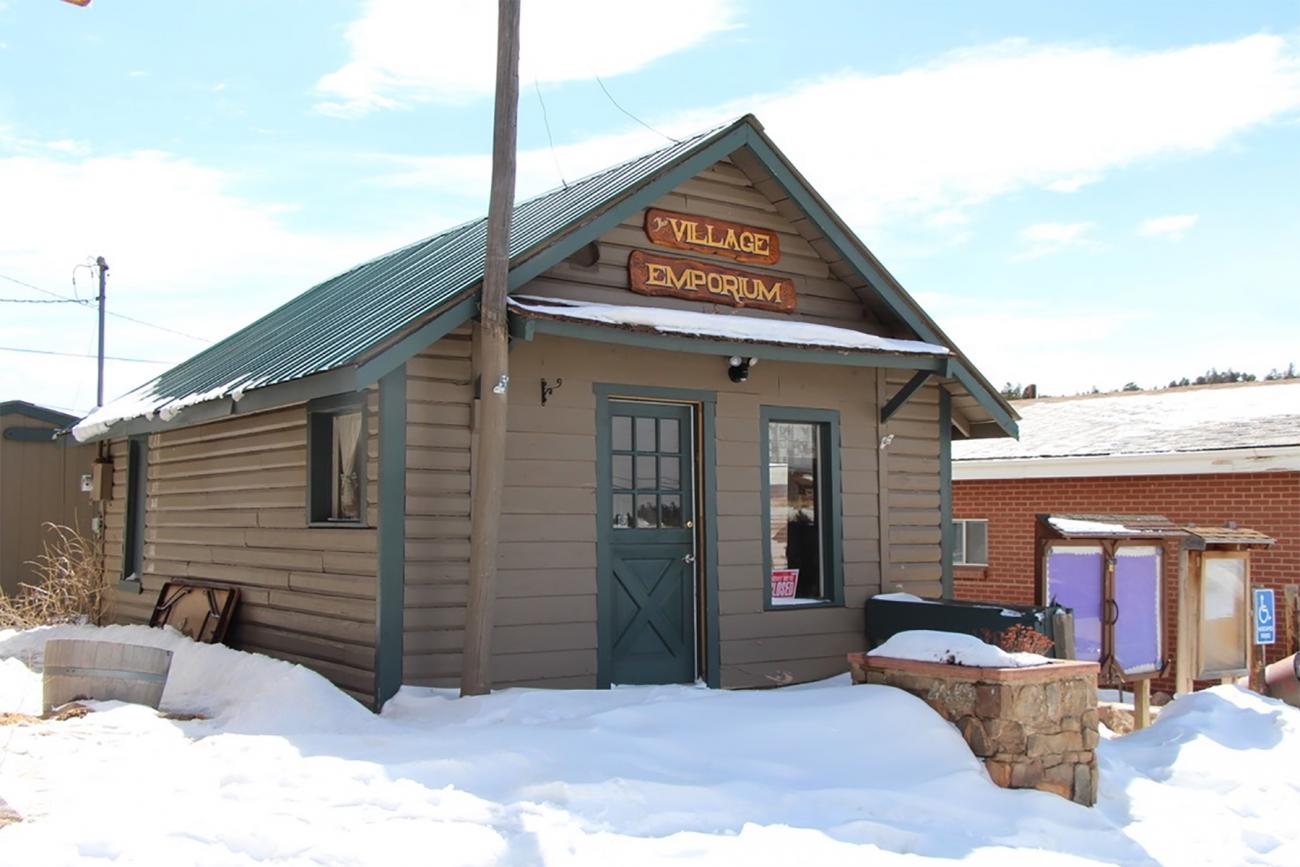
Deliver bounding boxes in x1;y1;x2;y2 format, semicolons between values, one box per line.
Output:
848;654;1100;806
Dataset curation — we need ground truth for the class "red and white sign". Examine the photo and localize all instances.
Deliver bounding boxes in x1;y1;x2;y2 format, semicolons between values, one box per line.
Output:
771;569;799;599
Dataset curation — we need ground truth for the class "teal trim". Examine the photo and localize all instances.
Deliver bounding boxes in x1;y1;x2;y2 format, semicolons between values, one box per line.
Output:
701;399;721;688
3;426;60;443
356;293;480;387
121;436;148;582
880;370;933;423
508;314;536;342
594;383;719;689
306;392;368;527
507;127;754;291
523;316;947;372
78;367;362;443
759;406;844;611
116;578;143;595
939;388;954;600
951;360;1019;438
374;364;406;709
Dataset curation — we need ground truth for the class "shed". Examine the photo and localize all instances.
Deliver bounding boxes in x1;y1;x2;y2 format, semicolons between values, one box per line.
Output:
0;401;95;595
72;115;1017;706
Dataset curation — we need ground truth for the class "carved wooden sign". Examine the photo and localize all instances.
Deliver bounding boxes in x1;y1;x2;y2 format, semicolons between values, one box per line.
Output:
644;208;780;265
628;250;796;313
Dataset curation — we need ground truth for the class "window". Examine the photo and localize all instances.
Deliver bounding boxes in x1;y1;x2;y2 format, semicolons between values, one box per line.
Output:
761;408;841;608
120;436;148;586
1198;552;1248;677
953;518;988;566
308;396;366;525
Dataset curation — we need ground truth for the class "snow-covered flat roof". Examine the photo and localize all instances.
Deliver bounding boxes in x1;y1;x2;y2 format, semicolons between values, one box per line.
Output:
508;296;951;357
954;380;1300;463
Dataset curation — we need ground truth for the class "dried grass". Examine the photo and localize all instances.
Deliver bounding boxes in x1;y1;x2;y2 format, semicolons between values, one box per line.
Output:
0;523;107;630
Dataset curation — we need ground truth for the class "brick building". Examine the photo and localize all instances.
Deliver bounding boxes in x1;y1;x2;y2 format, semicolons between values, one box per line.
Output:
951;381;1300;692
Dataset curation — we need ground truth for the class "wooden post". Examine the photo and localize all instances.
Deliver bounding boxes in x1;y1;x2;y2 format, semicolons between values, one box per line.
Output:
460;0;521;697
1133;678;1151;729
1174;547;1195;695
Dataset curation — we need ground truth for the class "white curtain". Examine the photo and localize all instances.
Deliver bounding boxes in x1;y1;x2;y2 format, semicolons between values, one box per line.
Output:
335;411;362;519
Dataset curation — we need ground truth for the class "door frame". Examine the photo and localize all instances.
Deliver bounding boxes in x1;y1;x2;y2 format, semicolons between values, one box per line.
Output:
595;383;719;689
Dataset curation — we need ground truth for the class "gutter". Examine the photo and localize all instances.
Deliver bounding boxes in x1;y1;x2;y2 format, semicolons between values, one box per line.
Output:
953;445;1300;480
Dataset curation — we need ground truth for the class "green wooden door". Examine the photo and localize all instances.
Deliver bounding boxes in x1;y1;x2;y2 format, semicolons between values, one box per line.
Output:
603;400;697;685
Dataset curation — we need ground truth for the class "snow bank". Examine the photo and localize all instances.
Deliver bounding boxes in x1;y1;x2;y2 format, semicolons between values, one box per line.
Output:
0;623;372;734
869;629;1051;668
3;625;1298;864
1098;685;1300;864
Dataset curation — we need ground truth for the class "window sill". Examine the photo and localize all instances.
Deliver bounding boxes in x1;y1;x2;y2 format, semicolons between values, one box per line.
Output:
307;521;370;530
765;598;841;611
116;578;143;595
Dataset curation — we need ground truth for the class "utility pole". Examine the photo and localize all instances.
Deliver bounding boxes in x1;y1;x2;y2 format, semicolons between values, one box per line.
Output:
461;0;521;697
96;256;109;408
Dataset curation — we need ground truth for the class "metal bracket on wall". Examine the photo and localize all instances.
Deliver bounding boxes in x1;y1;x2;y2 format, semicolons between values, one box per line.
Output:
541;377;564;405
880;370;933;424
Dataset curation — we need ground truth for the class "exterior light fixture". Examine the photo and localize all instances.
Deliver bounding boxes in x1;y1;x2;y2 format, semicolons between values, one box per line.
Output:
728;356;757;383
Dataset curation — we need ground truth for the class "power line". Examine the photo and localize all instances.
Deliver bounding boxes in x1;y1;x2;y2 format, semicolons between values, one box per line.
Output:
534;78;568;189
0;297;83;304
0;345;167;364
0;271;210;343
593;74;679;144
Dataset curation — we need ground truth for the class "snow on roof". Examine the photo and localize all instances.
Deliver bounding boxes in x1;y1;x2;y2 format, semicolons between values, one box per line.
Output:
954;380;1300;462
508;296;951;357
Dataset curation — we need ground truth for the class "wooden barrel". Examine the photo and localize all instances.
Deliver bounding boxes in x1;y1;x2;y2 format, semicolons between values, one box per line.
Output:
42;640;173;714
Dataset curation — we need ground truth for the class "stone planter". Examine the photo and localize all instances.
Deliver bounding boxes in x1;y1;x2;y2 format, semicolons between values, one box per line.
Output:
848;653;1100;806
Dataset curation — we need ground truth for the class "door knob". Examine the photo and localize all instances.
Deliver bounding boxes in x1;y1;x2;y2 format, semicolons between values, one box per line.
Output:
685;519;694;529
683;553;696;564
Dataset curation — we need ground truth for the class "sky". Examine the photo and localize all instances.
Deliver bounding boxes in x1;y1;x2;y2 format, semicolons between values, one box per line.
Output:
2;1;1299;417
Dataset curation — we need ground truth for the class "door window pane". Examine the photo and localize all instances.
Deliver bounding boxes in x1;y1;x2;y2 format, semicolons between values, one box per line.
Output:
612;455;632;490
660;495;682;528
635;495;658;528
612;416;632;451
613;494;634;529
635;417;656;452
659;456;680;490
659;418;680;453
635;455;657;489
768;421;824;601
1200;556;1247;674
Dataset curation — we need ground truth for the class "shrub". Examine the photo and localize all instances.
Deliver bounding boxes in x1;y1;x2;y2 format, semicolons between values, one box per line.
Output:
0;523;106;630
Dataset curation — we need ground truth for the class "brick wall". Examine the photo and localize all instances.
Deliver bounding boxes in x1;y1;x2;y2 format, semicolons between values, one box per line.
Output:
952;471;1300;692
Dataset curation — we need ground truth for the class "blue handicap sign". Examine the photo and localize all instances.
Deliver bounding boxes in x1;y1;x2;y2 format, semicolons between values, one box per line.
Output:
1253;588;1275;644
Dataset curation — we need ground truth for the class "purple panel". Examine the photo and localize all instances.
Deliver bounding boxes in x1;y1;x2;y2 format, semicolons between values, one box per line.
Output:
1047;548;1104;661
1114;549;1162;674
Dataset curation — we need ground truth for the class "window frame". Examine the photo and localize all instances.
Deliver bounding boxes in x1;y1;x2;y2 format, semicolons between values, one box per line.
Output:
952;518;989;566
759;406;843;611
118;435;148;593
307;393;369;528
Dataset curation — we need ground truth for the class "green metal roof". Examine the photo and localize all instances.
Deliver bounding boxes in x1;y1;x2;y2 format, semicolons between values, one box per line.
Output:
75;122;731;440
75;114;1017;441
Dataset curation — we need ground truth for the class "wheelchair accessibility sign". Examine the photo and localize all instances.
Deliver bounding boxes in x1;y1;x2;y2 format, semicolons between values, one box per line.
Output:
1253;588;1275;644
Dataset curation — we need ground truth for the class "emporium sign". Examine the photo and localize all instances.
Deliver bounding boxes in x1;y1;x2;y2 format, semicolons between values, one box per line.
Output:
629;250;796;313
631;208;795;313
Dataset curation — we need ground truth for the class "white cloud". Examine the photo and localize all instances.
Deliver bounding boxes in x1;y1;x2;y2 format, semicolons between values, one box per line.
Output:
1010;221;1096;261
1138;213;1199;240
374;34;1300;238
316;0;738;116
0;145;427;414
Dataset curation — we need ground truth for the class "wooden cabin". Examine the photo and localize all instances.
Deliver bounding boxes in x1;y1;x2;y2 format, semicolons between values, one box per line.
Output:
74;116;1017;706
1;401;94;596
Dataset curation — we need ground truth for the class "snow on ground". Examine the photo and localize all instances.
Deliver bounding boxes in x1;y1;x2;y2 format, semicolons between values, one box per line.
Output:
869;629;1051;668
1;625;1297;865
